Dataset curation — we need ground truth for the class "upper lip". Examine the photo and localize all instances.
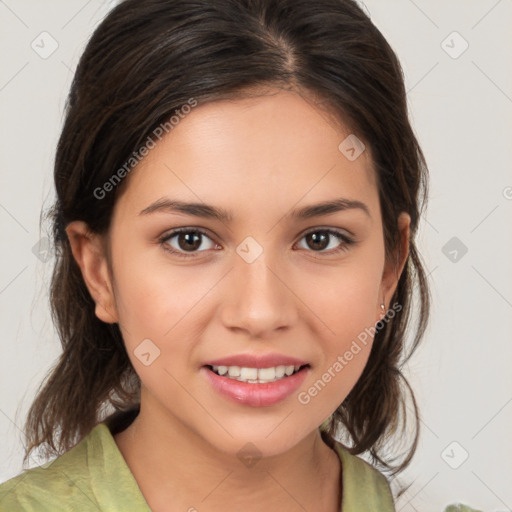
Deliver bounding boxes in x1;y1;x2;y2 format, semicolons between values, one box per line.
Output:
203;354;309;369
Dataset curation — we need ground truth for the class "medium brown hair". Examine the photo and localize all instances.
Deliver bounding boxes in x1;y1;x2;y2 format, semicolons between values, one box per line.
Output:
23;0;430;485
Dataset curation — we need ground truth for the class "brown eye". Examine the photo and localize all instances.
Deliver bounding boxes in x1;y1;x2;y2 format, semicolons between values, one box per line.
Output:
176;232;202;252
297;229;354;254
160;228;217;257
305;232;330;251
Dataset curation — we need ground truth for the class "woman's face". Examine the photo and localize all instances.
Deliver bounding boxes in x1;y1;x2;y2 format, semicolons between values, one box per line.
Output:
78;89;409;457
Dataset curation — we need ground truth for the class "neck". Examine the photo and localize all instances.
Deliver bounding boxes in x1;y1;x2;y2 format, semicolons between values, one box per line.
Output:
113;399;341;512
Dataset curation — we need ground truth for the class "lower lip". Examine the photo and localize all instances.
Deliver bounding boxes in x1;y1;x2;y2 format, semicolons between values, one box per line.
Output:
202;366;309;407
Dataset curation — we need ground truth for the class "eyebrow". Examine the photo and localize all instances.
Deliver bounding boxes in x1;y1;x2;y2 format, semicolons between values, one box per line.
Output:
139;197;371;221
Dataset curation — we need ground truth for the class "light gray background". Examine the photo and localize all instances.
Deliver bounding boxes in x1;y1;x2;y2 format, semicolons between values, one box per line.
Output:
1;1;511;511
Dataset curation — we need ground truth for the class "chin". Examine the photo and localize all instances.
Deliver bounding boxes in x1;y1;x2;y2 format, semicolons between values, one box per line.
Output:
195;418;315;461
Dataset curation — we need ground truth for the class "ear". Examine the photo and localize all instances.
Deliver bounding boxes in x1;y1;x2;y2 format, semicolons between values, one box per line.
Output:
378;212;410;320
65;221;119;324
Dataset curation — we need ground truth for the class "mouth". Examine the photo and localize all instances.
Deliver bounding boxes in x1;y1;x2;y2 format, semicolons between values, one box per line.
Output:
205;364;309;384
201;353;311;406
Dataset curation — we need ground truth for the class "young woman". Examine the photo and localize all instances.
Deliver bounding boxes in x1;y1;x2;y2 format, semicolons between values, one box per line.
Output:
0;0;479;510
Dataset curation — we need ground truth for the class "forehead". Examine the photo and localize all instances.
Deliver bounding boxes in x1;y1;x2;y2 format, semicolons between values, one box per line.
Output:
114;89;379;223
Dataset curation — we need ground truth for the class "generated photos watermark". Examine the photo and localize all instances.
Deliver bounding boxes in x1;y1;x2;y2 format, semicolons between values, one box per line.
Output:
297;301;402;405
93;98;198;200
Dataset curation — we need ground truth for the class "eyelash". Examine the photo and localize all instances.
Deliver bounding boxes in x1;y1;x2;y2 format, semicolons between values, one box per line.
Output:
158;227;355;259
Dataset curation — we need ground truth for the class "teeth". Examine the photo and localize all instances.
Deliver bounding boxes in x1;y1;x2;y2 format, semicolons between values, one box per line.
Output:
258;367;276;380
275;365;286;378
228;366;240;377
211;364;303;383
240;367;258;380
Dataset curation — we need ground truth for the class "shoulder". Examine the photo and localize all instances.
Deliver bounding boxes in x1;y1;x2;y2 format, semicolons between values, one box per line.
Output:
0;425;102;512
332;441;395;511
0;420;151;512
331;445;483;512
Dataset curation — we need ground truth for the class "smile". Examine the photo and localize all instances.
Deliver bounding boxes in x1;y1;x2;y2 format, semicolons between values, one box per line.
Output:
202;361;310;407
208;364;304;383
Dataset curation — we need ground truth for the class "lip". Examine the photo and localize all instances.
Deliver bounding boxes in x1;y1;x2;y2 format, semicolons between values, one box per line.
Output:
202;364;309;407
203;353;309;369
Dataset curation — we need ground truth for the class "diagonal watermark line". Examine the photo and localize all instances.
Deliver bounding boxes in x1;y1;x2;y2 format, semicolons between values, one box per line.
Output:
472;61;512;104
424;217;439;234
162;367;233;437
60;60;75;74
397;472;439;511
200;471;233;503
0;62;29;93
471;471;511;509
405;404;439;439
54;467;102;510
88;0;114;24
406;0;439;28
265;265;336;335
0;408;24;436
471;0;504;29
266;163;337;235
164;163;234;234
88;1;103;23
265;410;294;438
0;0;29;28
472;396;512;439
396;492;419;512
61;0;94;29
266;471;309;511
0;266;28;295
471;265;512;308
0;203;29;233
469;204;499;233
426;265;438;280
418;416;439;439
407;62;439;94
163;268;233;336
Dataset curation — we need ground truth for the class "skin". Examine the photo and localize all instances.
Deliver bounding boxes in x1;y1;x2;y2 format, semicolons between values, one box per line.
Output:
66;87;410;512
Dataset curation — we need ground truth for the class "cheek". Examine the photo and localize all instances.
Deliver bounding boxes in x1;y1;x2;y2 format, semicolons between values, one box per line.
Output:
296;290;378;421
112;248;212;338
110;264;205;402
299;255;382;342
110;253;221;391
294;256;383;412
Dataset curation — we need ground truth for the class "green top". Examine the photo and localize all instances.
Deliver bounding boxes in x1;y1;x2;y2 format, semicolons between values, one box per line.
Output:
0;415;395;511
0;413;482;512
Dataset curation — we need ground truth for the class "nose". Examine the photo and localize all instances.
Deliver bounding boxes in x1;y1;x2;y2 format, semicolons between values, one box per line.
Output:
219;250;299;338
